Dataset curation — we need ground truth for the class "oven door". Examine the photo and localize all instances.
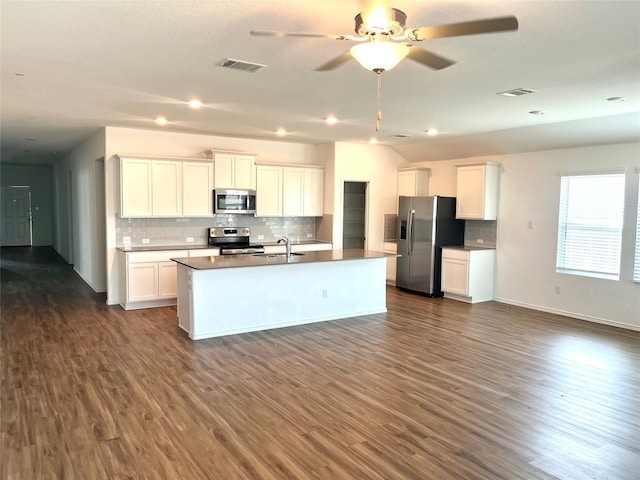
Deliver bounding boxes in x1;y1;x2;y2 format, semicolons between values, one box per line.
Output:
213;189;256;214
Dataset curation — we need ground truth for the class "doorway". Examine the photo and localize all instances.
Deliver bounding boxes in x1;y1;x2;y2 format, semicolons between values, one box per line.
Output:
1;186;33;246
342;181;368;249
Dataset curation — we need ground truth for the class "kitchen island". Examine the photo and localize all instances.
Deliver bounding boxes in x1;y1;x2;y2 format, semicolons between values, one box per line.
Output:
172;249;393;340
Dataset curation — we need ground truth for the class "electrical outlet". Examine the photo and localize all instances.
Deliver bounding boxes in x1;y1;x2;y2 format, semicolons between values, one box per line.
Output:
307;233;313;238
257;234;264;240
528;221;534;229
322;289;328;298
142;238;150;244
186;237;194;243
123;236;131;244
477;238;484;244
555;285;561;294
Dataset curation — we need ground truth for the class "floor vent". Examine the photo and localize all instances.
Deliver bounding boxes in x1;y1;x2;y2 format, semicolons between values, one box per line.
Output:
219;58;267;73
497;87;538;97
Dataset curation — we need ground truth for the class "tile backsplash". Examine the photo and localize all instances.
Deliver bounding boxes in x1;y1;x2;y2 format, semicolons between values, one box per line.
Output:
464;220;497;247
116;215;317;247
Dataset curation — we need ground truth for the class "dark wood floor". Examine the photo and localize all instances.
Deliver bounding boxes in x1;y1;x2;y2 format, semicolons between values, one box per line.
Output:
1;246;639;480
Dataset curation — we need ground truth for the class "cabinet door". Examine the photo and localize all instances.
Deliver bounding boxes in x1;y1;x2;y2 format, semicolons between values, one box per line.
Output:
397;171;416;197
456;166;486;219
234;155;256;189
441;257;469;296
303;168;324;216
121;158;152;217
256;166;283;216
158;261;178;299
183;162;214;216
214;154;235;188
127;262;158;302
152;161;182;216
283;167;304;216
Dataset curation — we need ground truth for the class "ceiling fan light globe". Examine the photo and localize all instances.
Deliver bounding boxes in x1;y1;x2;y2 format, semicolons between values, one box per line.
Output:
349;42;410;72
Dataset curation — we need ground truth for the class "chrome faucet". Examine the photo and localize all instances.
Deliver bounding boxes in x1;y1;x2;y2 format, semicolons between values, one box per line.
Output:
278;235;291;257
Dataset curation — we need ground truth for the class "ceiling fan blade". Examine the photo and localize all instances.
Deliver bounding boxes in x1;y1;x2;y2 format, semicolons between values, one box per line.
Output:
407;15;518;41
250;30;356;41
406;47;456;70
314;51;353;71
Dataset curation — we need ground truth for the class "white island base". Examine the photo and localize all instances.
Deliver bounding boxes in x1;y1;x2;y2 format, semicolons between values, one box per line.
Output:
175;254;388;340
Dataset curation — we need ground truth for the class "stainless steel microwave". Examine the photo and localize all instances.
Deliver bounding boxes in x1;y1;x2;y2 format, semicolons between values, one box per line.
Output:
213;189;257;214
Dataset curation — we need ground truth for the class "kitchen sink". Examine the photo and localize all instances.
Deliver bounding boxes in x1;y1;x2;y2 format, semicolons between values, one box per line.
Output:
253;252;305;258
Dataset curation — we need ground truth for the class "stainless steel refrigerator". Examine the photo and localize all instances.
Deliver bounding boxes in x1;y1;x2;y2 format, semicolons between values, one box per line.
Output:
396;196;465;296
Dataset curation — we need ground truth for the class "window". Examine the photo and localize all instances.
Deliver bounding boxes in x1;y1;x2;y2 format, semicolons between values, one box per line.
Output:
556;172;625;280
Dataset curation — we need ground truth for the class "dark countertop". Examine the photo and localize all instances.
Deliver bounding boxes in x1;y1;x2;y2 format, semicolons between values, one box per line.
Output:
441;245;496;251
172;249;395;270
261;240;333;247
117;240;331;253
117;245;217;252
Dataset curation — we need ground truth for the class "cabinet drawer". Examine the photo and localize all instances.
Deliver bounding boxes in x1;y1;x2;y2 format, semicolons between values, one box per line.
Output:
188;248;220;257
441;248;469;261
127;250;188;263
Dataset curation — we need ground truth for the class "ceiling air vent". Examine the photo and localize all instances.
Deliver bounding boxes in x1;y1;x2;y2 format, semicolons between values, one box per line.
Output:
496;87;538;97
219;58;267;73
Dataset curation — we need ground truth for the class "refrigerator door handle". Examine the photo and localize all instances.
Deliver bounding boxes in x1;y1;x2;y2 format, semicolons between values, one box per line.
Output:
407;209;415;256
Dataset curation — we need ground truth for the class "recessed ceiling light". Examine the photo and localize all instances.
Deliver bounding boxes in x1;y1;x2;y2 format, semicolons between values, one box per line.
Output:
276;128;286;136
606;96;625;102
369;138;378;144
188;99;203;109
529;110;545;115
425;129;438;136
155;116;168;126
326;116;338;125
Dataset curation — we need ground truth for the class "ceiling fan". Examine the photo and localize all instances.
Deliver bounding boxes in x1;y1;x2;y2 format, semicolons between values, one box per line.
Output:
250;5;519;74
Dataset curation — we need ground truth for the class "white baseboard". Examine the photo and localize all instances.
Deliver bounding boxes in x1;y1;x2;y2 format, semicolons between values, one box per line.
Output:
493;297;640;332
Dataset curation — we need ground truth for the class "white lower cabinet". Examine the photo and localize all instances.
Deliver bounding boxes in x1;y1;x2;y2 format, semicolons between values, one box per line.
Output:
383;242;397;285
127;262;159;302
441;247;496;303
119;249;205;310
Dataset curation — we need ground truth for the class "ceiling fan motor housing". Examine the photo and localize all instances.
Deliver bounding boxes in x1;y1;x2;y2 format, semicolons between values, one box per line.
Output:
354;8;407;37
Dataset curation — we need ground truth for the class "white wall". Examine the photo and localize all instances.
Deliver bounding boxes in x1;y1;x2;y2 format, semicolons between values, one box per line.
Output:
331;142;407;252
103;127;318;305
53;129;107;291
414;142;640;330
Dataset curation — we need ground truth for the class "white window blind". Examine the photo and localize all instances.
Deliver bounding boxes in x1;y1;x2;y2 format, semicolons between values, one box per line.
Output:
634;172;640;283
556;173;625;280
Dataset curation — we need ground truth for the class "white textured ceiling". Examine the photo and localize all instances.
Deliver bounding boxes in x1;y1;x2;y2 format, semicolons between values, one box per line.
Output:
1;0;639;165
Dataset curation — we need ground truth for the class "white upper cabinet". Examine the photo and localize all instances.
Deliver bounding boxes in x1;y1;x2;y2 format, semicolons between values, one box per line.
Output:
256;164;324;217
283;167;304;216
182;162;214;217
256;165;283;217
152;160;182;217
455;163;499;220
397;168;430;197
213;153;256;190
121;157;153;217
302;167;324;216
119;156;213;218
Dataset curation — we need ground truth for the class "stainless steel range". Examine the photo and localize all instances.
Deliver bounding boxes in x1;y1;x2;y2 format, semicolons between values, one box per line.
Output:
207;227;265;255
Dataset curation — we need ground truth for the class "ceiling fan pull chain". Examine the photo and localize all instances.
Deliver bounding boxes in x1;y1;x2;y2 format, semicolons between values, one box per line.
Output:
376;73;382;131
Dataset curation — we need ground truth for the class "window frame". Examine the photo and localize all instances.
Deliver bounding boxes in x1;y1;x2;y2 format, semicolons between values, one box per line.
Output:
556;170;626;281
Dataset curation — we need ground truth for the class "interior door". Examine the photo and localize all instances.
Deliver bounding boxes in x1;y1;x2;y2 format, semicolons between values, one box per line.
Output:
1;186;32;246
